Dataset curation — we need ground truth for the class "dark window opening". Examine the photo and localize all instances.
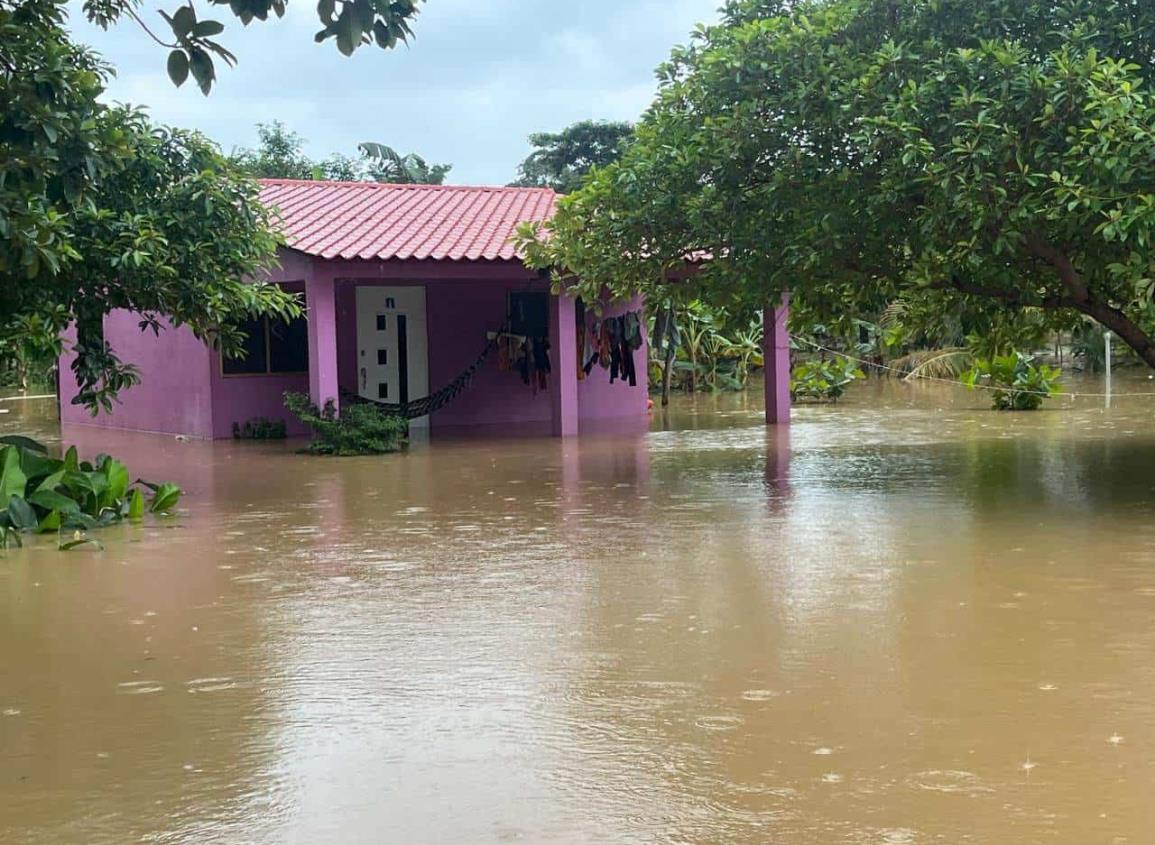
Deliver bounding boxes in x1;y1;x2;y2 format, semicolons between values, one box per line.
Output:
509;291;549;337
223;312;308;376
376;314;388;331
385;297;396;309
378;382;389;399
377;349;388;366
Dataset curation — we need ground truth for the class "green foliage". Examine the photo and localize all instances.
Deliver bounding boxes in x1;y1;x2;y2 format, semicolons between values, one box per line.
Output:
2;1;298;413
963;353;1062;411
511;121;634;194
283;392;408;456
358;143;451;185
649;303;763;396
790;359;864;403
232;417;288;440
522;0;1155;373
0;437;181;550
79;0;422;94
231;123;451;184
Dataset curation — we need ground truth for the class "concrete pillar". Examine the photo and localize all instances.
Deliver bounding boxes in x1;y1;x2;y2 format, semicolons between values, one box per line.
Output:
763;292;791;425
550;293;579;437
306;270;340;413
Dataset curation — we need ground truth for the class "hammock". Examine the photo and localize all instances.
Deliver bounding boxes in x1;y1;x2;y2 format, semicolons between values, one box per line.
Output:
344;324;506;420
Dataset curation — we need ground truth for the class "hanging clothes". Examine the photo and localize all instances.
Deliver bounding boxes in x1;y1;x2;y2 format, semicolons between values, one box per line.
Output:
532;336;551;394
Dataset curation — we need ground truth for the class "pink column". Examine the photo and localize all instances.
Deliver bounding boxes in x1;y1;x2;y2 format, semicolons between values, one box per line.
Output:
306;270;340;413
763;292;791;425
550;293;579;437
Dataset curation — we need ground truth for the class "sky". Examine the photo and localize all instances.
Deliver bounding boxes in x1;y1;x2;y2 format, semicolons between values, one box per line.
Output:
66;1;724;185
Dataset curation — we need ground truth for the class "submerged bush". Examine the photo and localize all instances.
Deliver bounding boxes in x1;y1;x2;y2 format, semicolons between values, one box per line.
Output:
963;353;1061;411
0;436;181;551
790;359;864;402
233;417;287;440
283;392;408;456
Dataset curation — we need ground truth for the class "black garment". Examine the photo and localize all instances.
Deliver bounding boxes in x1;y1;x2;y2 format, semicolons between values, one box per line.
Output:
619;333;637;387
609;317;622;382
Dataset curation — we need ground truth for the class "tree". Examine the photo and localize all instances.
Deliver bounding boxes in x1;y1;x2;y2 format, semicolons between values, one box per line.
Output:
80;0;424;94
358;142;451;184
511;120;633;194
232;127;452;184
230;121;317;180
523;0;1155;370
2;0;296;412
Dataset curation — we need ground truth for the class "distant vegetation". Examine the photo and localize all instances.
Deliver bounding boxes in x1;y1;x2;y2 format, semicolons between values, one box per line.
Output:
510;121;633;194
231;122;451;184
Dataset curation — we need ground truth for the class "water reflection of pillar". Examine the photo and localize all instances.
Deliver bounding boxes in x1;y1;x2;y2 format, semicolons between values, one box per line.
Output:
763;424;792;511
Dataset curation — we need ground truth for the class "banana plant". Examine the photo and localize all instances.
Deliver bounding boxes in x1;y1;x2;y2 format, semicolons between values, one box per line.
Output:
0;437;181;551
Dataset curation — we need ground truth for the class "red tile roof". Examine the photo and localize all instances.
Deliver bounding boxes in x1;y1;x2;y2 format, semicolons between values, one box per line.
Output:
258;179;557;263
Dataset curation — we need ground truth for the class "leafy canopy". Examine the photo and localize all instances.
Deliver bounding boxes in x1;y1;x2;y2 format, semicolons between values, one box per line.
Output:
511;120;634;194
80;0;423;94
232;122;452;184
524;0;1155;369
2;0;296;412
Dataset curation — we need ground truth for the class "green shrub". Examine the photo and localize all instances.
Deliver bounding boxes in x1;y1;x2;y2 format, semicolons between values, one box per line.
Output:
962;352;1061;410
790;359;864;402
0;436;181;551
283;392;408;456
232;417;287;440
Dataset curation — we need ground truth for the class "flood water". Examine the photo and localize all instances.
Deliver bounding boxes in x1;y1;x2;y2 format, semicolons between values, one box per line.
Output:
4;375;1155;844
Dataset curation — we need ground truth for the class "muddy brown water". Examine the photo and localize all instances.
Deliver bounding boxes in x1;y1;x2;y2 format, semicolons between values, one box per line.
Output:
3;376;1155;844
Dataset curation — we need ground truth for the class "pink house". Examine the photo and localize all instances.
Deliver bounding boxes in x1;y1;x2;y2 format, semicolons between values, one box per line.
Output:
58;180;790;440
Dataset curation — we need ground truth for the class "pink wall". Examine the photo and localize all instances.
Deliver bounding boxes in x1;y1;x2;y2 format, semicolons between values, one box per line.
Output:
575;295;650;425
59;313;215;439
207;365;310;439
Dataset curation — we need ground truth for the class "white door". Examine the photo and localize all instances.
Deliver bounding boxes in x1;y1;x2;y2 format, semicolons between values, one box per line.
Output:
355;286;430;427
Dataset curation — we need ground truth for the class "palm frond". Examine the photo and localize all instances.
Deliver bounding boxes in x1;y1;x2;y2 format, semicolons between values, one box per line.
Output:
890;347;973;381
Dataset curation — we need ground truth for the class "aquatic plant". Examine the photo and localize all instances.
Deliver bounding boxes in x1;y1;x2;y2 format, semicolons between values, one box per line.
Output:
232;417;288;440
962;353;1061;411
790;359;864;403
0;437;181;551
283;392;408;456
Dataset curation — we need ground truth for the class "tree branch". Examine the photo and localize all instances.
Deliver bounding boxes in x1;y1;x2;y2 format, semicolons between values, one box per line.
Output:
126;7;180;49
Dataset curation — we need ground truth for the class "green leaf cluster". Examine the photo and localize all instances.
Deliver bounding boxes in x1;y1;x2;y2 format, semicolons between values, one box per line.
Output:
79;0;422;94
2;1;298;413
790;359;864;403
282;392;408;456
962;352;1062;410
0;436;181;550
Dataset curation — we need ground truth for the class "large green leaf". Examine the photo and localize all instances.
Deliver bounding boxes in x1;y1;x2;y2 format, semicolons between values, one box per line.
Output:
28;488;81;514
0;447;27;502
101;458;130;502
127;488;145;521
0;435;48;453
149;483;182;514
6;495;38;531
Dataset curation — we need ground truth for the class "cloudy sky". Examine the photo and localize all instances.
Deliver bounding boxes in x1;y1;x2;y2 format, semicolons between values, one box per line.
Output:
66;1;724;184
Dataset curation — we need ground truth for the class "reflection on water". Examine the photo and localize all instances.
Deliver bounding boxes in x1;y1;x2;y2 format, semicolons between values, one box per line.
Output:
4;375;1155;843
